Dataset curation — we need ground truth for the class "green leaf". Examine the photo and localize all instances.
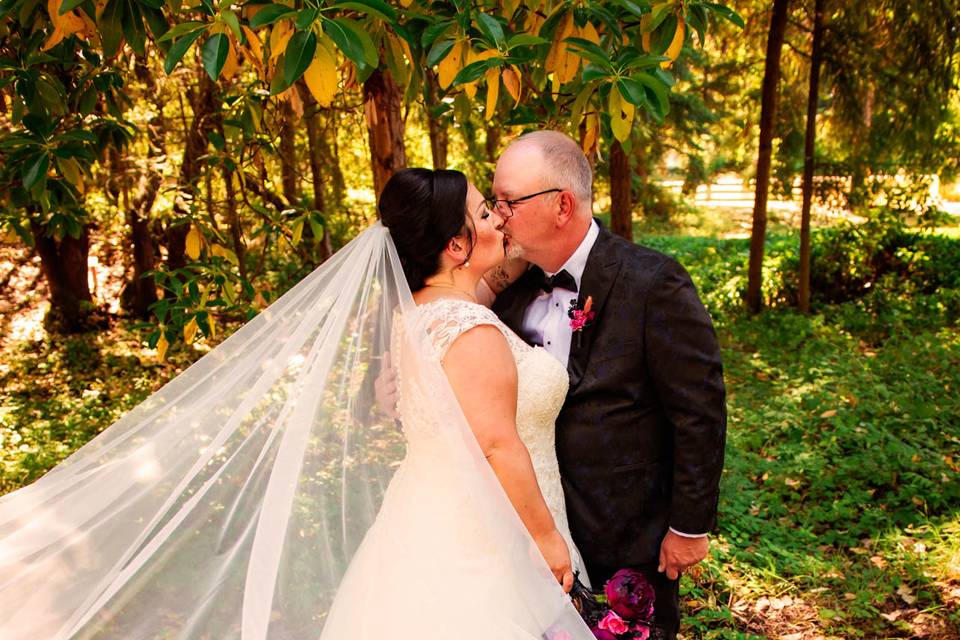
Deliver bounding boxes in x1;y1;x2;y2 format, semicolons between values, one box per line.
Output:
331;0;396;23
157;20;205;42
564;37;612;69
425;38;455;67
421;19;453;48
248;3;295;29
269;53;291;94
202;33;229;81
77;84;98;115
702;2;745;28
283;30;317;86
58;0;85;14
309;215;324;242
506;33;549;50
475;13;504;46
221;10;242;40
687;4;708;46
164;29;204;74
294;7;318;30
581;63;609;82
634;71;670;117
121;0;146;56
23;153;48;190
99;0;125;57
617;77;646;107
324;17;377;67
451;58;500;86
610;0;650;19
648;1;673;32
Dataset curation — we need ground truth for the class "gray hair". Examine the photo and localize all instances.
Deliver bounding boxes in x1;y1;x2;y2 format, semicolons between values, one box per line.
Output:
511;130;593;213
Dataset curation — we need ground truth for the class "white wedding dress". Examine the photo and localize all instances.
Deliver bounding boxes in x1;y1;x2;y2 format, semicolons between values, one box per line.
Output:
320;298;588;639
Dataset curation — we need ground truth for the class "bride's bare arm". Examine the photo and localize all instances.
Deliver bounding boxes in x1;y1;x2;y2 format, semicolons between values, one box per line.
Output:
442;326;573;592
476;257;529;306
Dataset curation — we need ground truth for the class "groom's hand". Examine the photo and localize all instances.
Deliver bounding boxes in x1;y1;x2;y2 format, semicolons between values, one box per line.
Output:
658;531;709;581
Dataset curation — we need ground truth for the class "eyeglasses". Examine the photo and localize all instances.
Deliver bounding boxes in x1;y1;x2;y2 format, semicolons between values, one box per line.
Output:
485;188;562;219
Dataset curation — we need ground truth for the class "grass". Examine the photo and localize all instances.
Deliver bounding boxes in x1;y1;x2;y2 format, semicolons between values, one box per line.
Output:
1;210;959;639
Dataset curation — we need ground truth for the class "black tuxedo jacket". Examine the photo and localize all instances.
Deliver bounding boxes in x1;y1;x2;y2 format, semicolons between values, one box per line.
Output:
492;225;726;576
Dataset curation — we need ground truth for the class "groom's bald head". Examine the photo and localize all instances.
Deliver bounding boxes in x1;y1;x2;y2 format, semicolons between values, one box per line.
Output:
493;130;595;271
508;131;593;216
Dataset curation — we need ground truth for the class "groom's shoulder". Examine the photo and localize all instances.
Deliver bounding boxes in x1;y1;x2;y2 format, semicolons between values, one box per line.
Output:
601;230;678;271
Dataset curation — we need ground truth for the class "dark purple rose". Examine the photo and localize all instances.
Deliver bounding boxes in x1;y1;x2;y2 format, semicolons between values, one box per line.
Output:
603;569;655;621
591;627;618;640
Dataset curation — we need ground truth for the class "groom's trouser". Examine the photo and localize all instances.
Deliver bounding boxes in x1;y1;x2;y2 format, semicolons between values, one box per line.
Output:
590;562;680;640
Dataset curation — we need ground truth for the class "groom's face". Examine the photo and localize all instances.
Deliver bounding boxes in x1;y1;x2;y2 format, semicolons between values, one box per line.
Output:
492;144;559;263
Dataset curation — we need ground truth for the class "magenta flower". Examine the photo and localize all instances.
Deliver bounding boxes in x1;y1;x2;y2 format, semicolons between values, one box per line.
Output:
598;611;630;635
590;628;618;640
630;626;651;640
604;569;655;621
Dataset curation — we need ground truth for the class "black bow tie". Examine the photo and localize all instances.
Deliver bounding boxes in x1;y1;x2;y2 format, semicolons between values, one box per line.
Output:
537;269;577;293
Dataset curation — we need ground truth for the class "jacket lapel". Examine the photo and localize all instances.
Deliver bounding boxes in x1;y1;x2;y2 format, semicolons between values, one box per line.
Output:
567;226;622;389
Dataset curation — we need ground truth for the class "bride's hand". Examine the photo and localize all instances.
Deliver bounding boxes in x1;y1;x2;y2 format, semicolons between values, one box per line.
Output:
534;529;574;593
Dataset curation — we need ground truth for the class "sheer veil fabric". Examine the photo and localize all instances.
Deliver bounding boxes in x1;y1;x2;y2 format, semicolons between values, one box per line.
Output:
0;223;593;640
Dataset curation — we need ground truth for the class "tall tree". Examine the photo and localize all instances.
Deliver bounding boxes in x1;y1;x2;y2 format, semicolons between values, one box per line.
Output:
746;0;790;314
364;69;406;197
798;0;825;314
609;140;632;241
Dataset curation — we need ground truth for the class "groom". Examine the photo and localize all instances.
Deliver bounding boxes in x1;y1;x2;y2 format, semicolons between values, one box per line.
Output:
487;131;726;639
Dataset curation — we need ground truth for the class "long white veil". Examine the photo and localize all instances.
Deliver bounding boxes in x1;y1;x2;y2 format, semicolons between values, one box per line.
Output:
0;223;592;639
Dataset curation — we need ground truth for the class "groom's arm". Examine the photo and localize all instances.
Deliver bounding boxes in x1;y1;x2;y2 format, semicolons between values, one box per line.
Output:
644;257;727;536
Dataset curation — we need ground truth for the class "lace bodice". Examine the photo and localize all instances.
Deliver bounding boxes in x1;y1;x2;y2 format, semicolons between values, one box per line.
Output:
393;298;585;580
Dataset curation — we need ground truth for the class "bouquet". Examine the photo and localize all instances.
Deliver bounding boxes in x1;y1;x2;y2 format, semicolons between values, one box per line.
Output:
570;569;662;640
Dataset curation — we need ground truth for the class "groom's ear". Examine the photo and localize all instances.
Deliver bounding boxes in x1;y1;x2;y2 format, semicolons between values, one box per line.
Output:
556;191;577;226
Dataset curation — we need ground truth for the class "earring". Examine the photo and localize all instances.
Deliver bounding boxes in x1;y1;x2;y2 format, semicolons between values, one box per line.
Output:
463;261;470;268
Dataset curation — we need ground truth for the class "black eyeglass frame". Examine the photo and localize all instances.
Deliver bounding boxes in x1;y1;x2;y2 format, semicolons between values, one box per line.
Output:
486;188;563;218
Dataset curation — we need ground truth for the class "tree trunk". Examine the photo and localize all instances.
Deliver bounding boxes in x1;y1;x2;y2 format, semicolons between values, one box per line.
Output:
31;221;93;332
168;71;217;271
279;100;299;204
222;162;247;282
799;0;825;314
746;0;790;314
424;70;448;169
363;69;406;197
609;140;633;241
120;59;164;319
298;82;334;262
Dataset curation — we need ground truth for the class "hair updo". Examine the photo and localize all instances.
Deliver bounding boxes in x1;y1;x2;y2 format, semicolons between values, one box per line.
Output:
379;168;472;291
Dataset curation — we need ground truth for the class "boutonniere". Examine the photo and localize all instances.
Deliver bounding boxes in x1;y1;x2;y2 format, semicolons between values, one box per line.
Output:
568;296;596;346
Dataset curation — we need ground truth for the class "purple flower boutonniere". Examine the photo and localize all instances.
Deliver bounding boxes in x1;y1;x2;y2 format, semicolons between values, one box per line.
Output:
568;295;596;346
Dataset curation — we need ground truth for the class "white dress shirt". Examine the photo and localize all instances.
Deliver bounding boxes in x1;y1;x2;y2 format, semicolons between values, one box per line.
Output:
521;220;600;367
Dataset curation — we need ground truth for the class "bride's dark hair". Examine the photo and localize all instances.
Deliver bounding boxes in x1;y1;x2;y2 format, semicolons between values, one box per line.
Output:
379;168;472;291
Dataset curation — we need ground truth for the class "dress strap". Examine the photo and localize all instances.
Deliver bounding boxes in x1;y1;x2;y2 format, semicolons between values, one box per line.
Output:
417;299;512;359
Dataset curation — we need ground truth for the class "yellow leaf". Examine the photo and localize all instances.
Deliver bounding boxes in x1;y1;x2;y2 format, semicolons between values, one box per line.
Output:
545;12;573;75
221;38;239;81
502;65;521;107
183;317;199;344
241;26;263;76
157;331;169;361
185;226;202;260
45;0;87;51
254;292;268;308
291;218;304;247
199;284;211;307
609;86;634;142
662;16;685;68
304;45;338;106
222;282;236;305
581;112;598;155
502;0;519;18
208;316;217;339
270;21;294;64
820;409;837;418
582;21;601;45
437;40;464;89
525;10;544;34
484;67;499;121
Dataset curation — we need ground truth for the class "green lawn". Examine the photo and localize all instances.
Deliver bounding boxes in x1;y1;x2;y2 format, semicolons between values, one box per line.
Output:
1;228;958;639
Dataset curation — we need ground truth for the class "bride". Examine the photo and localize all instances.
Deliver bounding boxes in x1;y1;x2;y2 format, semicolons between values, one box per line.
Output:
0;168;593;639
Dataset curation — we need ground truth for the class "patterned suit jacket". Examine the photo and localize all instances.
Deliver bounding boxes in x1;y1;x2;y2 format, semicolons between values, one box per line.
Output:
492;224;727;579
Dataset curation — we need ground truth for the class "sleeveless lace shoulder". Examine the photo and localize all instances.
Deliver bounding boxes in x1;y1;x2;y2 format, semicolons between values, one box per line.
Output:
416;298;527;359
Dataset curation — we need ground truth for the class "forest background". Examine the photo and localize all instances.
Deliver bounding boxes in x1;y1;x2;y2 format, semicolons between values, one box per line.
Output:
1;0;960;637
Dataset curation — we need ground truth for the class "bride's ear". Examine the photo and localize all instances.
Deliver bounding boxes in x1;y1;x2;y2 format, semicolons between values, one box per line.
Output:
443;235;469;264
